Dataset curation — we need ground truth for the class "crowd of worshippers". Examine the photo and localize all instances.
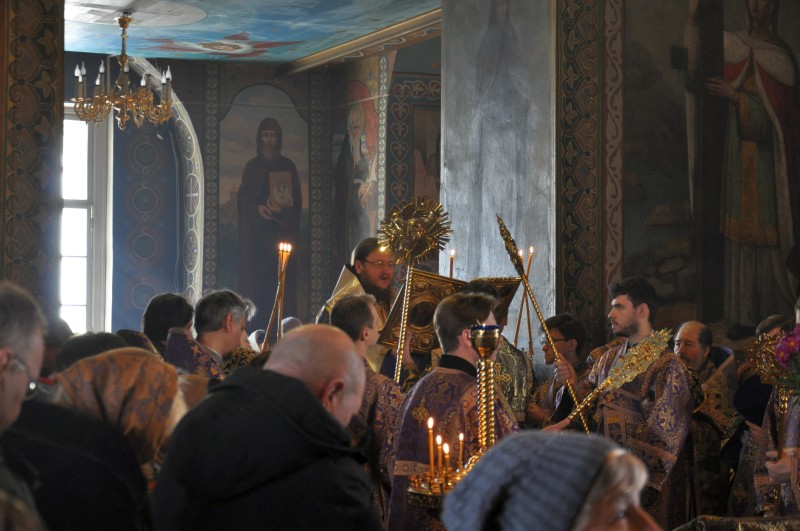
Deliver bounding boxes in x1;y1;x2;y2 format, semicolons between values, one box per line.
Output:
2;240;800;530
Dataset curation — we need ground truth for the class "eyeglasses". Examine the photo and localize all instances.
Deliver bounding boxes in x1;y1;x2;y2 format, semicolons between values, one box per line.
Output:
538;336;568;347
10;355;38;400
359;259;394;270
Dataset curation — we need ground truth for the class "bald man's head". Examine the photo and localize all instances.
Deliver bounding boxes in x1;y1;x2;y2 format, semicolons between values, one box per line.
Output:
265;324;364;426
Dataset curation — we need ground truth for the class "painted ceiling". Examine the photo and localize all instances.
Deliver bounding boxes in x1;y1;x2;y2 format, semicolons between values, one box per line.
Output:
65;0;441;71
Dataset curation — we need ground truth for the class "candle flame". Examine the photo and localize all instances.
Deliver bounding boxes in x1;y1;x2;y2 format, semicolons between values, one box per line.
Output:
427;417;434;429
435;435;442;445
459;432;464;441
450;249;455;257
443;443;450;455
529;246;534;254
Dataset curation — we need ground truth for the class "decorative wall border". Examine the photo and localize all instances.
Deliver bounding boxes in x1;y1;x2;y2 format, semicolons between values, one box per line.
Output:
385;75;441;211
309;69;330;316
202;63;221;291
1;0;63;308
377;55;389;222
556;0;607;342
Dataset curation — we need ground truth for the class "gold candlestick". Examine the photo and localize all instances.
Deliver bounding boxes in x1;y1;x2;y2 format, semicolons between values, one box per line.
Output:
471;324;500;451
277;242;292;340
262;241;292;352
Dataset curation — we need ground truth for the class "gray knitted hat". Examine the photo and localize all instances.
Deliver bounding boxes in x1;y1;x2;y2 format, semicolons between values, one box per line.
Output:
441;431;621;531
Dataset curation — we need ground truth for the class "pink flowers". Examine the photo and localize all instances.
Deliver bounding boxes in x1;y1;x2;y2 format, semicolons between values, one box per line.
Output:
775;325;800;389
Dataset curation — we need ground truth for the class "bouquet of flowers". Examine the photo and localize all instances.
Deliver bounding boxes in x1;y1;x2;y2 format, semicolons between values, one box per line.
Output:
774;324;800;391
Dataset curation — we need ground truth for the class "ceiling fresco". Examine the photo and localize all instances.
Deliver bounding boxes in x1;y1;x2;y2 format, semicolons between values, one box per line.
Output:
65;0;441;68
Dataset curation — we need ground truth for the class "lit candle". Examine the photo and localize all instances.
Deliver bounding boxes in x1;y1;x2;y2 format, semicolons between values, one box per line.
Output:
443;443;450;479
449;249;455;278
436;435;443;474
526;246;534;275
458;432;464;469
427;418;435;472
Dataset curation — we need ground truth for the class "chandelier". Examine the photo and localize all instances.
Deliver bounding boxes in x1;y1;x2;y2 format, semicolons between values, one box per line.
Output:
73;12;173;131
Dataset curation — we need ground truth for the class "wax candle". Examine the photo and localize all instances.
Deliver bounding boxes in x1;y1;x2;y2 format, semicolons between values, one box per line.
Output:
449;250;455;278
436;435;443;474
427;418;435;472
458;432;464;469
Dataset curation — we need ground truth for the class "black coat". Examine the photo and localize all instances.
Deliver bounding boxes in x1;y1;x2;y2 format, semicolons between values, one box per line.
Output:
153;367;381;531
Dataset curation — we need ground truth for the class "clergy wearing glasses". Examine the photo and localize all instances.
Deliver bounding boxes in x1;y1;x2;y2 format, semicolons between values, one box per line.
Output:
317;238;404;374
526;313;588;428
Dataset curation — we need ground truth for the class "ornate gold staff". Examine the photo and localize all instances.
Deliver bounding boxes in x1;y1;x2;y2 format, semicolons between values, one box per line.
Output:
496;215;590;433
261;242;292;352
379;198;451;383
566;328;671;422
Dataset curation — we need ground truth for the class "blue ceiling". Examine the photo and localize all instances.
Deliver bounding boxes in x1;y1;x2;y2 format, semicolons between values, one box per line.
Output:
65;0;440;67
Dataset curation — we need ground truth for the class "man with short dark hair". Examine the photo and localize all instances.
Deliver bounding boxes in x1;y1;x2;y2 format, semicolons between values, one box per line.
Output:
153;324;380;530
164;290;253;377
555;276;693;529
459;279;534;427
331;294;404;525
386;292;519;531
527;313;588;427
0;281;47;524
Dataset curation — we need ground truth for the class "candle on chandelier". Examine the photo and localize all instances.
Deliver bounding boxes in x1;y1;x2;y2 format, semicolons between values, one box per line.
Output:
427;418;435;472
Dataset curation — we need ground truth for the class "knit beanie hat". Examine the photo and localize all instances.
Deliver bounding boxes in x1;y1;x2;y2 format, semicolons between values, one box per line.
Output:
441;431;621;531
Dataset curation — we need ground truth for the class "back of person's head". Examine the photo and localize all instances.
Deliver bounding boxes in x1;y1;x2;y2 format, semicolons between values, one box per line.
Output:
442;431;652;531
44;316;73;351
330;294;377;341
55;332;127;372
265;324;363;426
609;276;658;325
142;293;194;352
280;316;303;336
53;347;182;465
194;290;253;334
755;314;796;337
351;237;381;265
544;313;588;360
460;279;511;324
0;281;47;358
434;292;498;353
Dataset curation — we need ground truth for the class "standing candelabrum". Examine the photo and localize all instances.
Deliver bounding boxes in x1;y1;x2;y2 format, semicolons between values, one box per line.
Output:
471;324;501;452
407;418;468;505
261;242;292;352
